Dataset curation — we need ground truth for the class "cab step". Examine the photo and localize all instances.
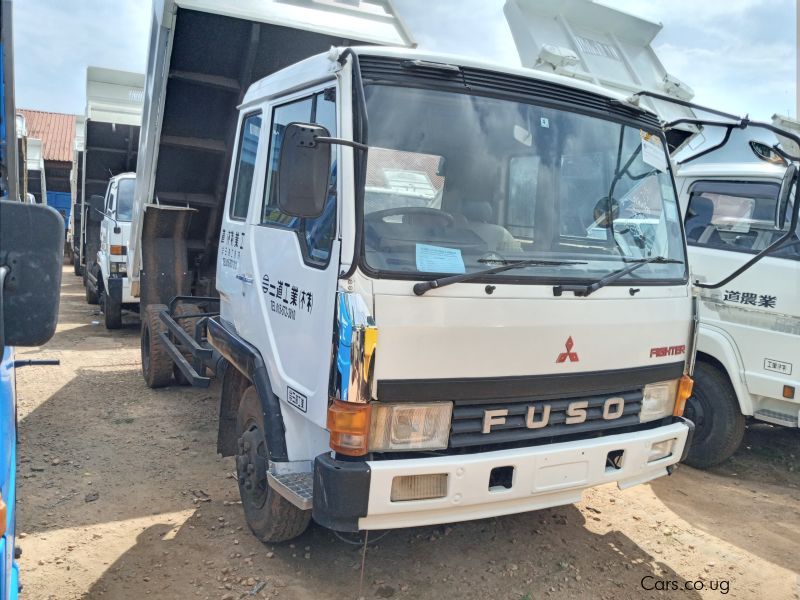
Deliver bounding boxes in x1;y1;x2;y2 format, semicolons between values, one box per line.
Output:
754;409;799;427
267;471;313;510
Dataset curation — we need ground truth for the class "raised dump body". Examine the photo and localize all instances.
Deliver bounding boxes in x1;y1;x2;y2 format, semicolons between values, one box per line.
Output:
504;0;697;149
76;67;143;276
128;0;414;306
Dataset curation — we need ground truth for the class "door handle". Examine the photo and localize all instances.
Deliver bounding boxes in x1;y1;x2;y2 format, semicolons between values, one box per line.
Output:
236;273;254;285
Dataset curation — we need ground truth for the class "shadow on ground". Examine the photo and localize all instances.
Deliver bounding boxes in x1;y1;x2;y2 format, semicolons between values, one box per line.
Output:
82;505;701;600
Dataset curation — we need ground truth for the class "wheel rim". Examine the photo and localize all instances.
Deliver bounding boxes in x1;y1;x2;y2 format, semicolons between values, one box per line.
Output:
236;420;269;510
684;386;713;445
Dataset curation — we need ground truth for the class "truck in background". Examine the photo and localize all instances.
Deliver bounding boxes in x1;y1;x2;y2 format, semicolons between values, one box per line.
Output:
0;2;63;598
503;0;800;468
126;0;697;543
665;111;800;467
75;67;143;302
67;115;85;271
85;172;137;329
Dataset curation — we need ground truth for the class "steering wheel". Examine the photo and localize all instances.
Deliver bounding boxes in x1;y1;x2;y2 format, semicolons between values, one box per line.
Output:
366;206;455;228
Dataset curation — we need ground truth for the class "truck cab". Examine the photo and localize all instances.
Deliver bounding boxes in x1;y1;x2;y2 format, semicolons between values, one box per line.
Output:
89;172;136;329
673;130;800;466
159;46;694;540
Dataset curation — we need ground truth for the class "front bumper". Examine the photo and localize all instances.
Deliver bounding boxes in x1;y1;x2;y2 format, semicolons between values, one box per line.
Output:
314;418;692;531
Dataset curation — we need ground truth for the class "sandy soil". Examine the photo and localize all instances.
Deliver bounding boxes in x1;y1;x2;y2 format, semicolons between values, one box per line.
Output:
13;268;800;599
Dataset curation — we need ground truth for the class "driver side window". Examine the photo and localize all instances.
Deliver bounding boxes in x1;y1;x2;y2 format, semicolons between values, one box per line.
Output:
261;89;338;267
105;183;116;215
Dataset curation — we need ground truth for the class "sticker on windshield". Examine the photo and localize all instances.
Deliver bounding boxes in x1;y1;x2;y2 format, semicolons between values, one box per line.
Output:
640;131;667;173
415;244;466;274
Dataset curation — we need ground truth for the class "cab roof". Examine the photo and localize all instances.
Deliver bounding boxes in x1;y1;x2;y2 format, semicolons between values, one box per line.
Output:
242;45;655;117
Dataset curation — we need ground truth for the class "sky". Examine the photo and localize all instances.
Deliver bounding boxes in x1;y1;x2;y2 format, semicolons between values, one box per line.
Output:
13;0;797;122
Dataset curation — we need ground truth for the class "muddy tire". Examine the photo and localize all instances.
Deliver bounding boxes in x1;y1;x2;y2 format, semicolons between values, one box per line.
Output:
141;304;173;388
235;386;310;543
683;361;746;469
102;289;122;330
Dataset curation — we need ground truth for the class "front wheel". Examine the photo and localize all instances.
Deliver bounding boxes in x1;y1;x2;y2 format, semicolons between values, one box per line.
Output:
683;362;746;469
235;386;310;543
84;268;99;305
102;289;122;330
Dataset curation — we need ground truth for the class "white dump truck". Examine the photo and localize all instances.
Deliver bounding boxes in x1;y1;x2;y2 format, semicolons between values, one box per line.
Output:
76;67;143;302
84;172;137;329
125;0;699;543
665;109;800;467
504;0;800;468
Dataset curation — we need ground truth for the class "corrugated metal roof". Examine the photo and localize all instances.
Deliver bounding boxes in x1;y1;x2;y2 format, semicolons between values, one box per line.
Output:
18;109;76;163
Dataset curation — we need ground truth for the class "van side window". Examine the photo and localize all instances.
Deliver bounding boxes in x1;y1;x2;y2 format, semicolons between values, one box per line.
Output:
261;89;338;266
685;180;792;255
229;112;263;220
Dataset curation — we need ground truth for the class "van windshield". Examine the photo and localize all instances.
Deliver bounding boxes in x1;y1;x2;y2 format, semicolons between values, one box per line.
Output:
362;85;686;284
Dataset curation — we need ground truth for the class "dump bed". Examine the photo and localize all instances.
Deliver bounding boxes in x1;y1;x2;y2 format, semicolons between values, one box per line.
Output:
129;0;414;298
82;67;143;204
77;68;143;269
505;0;696;148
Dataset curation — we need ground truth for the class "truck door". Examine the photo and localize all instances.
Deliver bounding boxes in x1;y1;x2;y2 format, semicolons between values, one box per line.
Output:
219;86;341;445
685;179;800;407
99;180;116;270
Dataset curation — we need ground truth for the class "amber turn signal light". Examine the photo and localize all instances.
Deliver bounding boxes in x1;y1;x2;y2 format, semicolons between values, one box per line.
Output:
110;245;126;256
327;400;371;456
673;375;694;417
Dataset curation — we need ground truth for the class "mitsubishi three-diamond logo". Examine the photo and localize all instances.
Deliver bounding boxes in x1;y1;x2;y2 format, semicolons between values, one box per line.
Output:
556;336;579;363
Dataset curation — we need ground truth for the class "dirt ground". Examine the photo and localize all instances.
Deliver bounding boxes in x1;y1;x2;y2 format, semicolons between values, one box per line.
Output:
13;268;800;599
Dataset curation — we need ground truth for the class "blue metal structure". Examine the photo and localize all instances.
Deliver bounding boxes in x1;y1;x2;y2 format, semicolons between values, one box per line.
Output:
1;1;21;597
0;349;18;600
46;191;71;229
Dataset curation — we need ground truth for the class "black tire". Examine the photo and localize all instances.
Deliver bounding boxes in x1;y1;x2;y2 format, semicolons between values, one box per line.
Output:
235;386;310;543
85;277;99;305
102;288;122;330
683;362;746;469
73;253;82;276
141;304;173;388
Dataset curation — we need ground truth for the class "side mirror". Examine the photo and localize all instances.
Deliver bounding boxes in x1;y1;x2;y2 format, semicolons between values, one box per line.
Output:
0;201;64;347
89;194;105;222
277;123;332;218
775;163;797;230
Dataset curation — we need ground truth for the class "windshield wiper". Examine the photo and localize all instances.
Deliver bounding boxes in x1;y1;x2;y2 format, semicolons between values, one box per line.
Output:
413;259;587;296
553;256;683;297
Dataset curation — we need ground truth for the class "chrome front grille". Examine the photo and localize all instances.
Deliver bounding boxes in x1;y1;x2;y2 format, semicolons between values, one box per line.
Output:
449;389;642;448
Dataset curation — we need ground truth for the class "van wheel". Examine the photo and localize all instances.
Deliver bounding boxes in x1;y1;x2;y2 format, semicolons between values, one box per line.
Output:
141;304;173;388
102;290;122;330
236;386;310;543
683;362;746;469
172;303;204;385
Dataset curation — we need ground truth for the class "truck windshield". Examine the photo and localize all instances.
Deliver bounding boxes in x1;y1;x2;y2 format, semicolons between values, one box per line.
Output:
362;85;686;284
116;178;135;222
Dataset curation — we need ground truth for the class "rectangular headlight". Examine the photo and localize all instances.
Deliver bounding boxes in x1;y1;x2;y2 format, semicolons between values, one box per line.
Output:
109;262;127;276
369;402;452;452
640;380;679;423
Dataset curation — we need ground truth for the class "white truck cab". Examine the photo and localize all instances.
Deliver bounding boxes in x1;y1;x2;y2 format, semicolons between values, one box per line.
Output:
141;45;696;541
672;127;800;467
86;172;136;329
